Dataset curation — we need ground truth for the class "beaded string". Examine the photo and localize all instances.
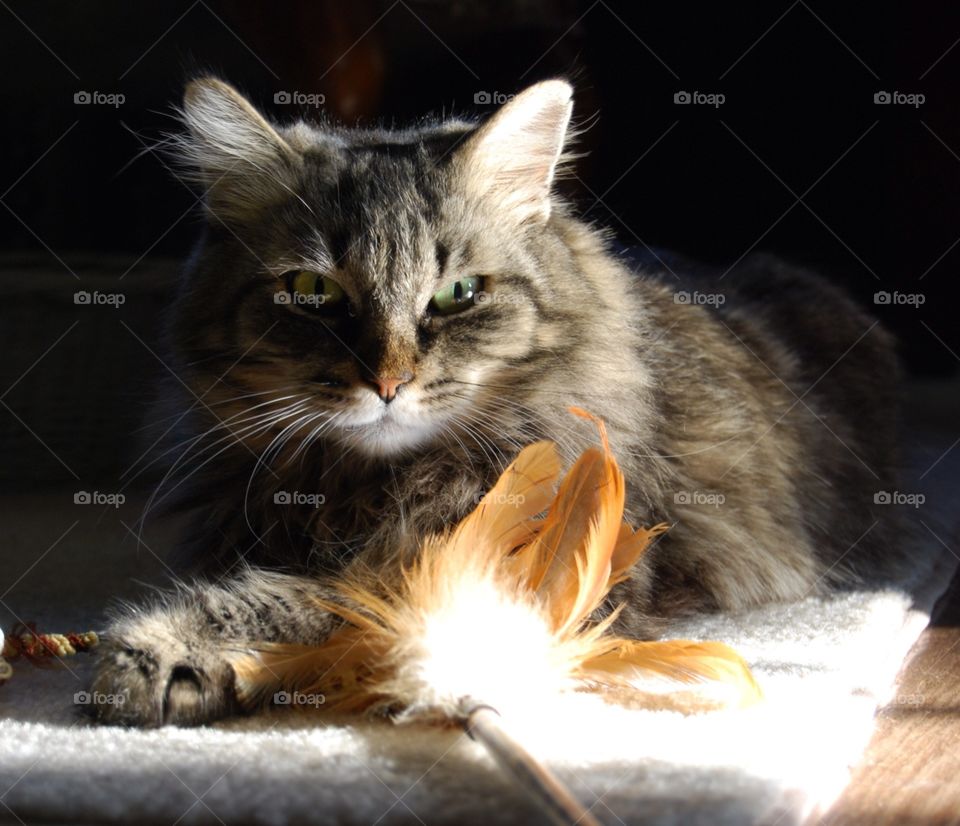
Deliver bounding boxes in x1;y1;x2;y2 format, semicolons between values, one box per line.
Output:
0;623;99;683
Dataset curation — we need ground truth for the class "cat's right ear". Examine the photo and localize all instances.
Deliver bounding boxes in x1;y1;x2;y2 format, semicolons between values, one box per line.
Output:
177;77;301;224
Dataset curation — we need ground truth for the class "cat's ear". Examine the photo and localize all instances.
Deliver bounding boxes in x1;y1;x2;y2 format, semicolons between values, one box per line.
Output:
177;77;301;223
455;80;573;224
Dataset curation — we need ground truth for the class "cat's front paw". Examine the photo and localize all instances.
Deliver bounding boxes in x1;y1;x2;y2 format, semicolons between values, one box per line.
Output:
89;614;238;727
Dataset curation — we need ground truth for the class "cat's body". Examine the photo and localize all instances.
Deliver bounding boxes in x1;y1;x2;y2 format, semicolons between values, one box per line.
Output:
91;79;902;726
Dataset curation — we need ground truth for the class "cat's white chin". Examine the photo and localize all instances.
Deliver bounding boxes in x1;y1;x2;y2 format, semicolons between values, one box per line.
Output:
337;406;440;457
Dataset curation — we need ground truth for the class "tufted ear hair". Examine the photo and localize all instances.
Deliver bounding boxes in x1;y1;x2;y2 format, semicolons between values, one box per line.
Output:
454;80;574;224
176;77;302;224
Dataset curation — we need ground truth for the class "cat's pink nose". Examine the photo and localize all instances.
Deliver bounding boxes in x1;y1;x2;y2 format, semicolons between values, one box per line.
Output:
370;371;414;403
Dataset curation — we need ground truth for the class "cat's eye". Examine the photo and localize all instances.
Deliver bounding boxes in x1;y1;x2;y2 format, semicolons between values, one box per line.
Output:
429;276;483;316
283;270;346;311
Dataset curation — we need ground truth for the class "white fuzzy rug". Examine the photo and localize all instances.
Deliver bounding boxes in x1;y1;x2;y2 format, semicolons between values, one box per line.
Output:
0;440;957;826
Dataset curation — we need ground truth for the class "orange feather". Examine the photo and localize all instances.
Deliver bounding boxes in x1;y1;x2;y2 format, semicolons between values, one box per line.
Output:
231;408;761;719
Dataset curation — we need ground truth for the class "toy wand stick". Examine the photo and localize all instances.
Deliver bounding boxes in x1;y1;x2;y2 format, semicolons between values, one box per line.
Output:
464;703;601;826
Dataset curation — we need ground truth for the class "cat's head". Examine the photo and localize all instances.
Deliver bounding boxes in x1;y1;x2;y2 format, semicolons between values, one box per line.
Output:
171;77;581;459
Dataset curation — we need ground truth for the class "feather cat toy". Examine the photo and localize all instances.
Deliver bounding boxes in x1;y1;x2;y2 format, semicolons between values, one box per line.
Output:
231;409;760;825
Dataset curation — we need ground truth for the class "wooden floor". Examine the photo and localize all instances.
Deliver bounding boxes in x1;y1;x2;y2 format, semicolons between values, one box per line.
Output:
821;566;960;825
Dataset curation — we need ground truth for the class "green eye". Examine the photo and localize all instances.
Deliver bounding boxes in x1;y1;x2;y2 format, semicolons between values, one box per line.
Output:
429;276;483;316
285;271;345;310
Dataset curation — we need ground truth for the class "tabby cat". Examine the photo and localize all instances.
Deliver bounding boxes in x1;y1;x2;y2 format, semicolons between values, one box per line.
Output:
91;77;902;726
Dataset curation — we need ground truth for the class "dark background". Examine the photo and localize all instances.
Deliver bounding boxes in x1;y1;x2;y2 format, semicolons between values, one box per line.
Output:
1;0;959;486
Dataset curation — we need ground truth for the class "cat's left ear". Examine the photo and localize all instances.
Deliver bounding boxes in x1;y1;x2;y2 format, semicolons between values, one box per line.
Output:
455;80;573;224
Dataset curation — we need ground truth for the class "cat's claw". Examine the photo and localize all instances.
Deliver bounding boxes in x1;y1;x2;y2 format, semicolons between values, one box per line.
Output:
88;617;238;727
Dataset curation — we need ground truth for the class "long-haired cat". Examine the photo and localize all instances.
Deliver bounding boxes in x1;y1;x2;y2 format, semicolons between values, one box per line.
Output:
91;77;902;726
